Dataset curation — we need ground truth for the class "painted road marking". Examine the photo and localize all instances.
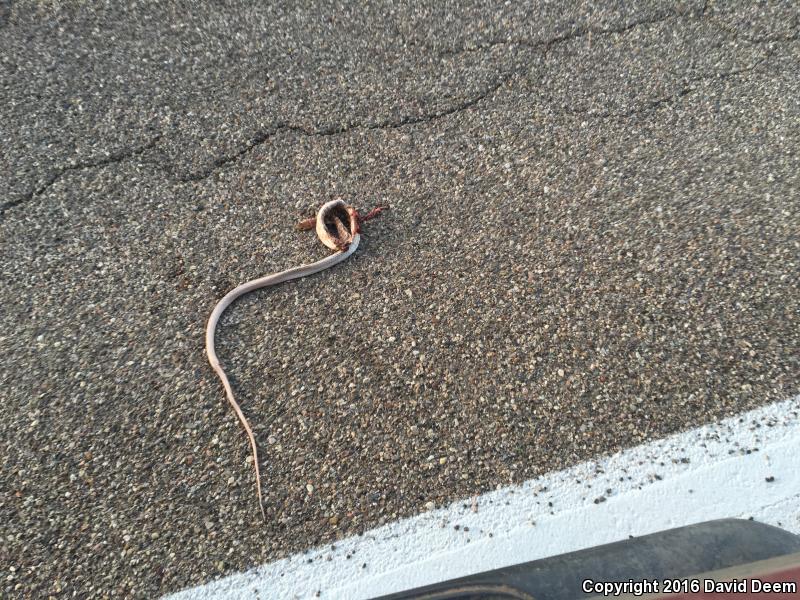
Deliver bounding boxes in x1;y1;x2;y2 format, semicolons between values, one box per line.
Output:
166;395;800;600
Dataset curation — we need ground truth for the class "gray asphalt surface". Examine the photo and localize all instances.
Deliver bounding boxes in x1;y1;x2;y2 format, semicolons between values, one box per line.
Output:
1;0;799;598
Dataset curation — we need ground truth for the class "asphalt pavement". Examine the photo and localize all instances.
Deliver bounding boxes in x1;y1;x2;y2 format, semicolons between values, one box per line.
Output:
1;0;798;598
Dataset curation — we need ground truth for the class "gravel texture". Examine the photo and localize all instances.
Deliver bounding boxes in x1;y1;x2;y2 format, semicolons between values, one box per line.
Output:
1;0;798;598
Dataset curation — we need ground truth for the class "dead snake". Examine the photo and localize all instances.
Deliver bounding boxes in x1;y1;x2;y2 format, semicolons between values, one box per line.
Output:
205;199;385;518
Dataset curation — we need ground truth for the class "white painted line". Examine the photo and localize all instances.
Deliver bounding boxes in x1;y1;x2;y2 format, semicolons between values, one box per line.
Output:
166;395;800;600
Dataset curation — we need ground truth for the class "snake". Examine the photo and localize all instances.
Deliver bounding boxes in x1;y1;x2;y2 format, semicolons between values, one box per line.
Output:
205;199;385;519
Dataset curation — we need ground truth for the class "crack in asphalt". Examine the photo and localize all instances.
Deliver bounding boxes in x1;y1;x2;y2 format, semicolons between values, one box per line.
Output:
177;8;698;184
436;4;703;58
3;1;792;207
706;17;800;45
559;47;779;121
0;134;162;218
705;0;798;44
177;79;505;182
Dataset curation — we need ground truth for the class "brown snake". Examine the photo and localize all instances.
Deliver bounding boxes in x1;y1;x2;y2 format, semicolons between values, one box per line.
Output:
205;200;385;518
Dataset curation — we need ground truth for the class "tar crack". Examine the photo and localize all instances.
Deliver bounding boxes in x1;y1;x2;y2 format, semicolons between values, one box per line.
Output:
0;134;163;219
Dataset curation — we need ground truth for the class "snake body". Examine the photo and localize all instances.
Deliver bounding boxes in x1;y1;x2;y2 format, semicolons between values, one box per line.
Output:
205;200;362;519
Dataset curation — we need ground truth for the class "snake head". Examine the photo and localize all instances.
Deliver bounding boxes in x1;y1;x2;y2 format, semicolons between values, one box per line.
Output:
316;199;359;251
